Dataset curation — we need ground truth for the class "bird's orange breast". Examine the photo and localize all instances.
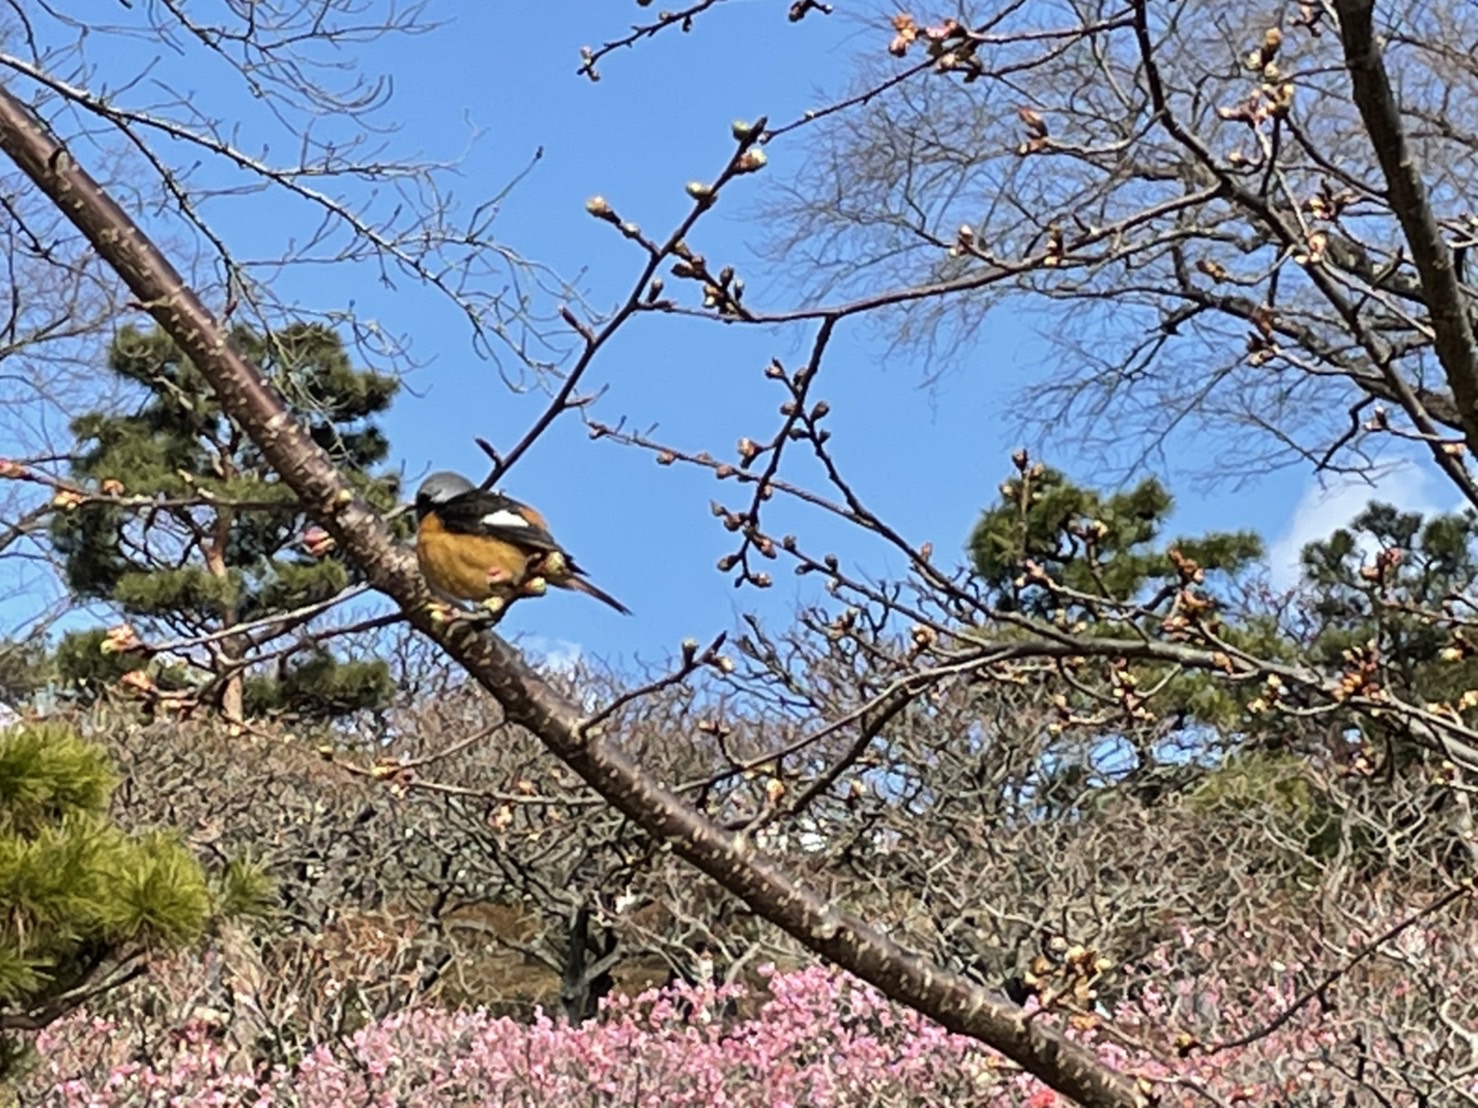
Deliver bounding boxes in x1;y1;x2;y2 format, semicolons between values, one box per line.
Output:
416;512;533;600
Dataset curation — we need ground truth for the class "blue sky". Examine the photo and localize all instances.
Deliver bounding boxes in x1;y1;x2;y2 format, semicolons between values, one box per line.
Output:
5;2;1455;671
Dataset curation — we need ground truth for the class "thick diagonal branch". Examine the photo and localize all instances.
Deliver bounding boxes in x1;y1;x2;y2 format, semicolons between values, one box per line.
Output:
1336;0;1478;447
0;83;1146;1108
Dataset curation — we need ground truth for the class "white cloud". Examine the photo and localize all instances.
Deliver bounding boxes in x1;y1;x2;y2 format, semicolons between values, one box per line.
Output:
519;637;605;712
1267;463;1453;589
521;636;585;677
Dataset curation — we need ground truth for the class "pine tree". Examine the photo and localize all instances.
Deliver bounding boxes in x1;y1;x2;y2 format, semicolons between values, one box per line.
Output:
966;464;1478;841
1300;501;1478;710
50;323;403;720
968;461;1263;616
0;721;269;1074
965;461;1275;809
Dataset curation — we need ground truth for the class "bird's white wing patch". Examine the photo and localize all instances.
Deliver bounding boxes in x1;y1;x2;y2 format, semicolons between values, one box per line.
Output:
481;508;531;529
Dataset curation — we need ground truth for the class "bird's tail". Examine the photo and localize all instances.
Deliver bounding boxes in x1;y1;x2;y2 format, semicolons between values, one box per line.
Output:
560;574;633;616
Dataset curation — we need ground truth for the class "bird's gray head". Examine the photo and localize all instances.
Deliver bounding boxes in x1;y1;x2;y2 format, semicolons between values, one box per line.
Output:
415;471;476;519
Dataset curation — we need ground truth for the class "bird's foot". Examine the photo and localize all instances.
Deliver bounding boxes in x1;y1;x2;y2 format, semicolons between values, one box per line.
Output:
426;600;498;627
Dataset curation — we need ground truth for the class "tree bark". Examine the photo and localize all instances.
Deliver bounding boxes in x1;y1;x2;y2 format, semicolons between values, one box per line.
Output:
1334;0;1478;447
206;506;244;721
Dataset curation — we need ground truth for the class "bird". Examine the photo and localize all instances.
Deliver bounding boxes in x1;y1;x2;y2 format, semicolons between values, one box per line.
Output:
413;470;631;616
